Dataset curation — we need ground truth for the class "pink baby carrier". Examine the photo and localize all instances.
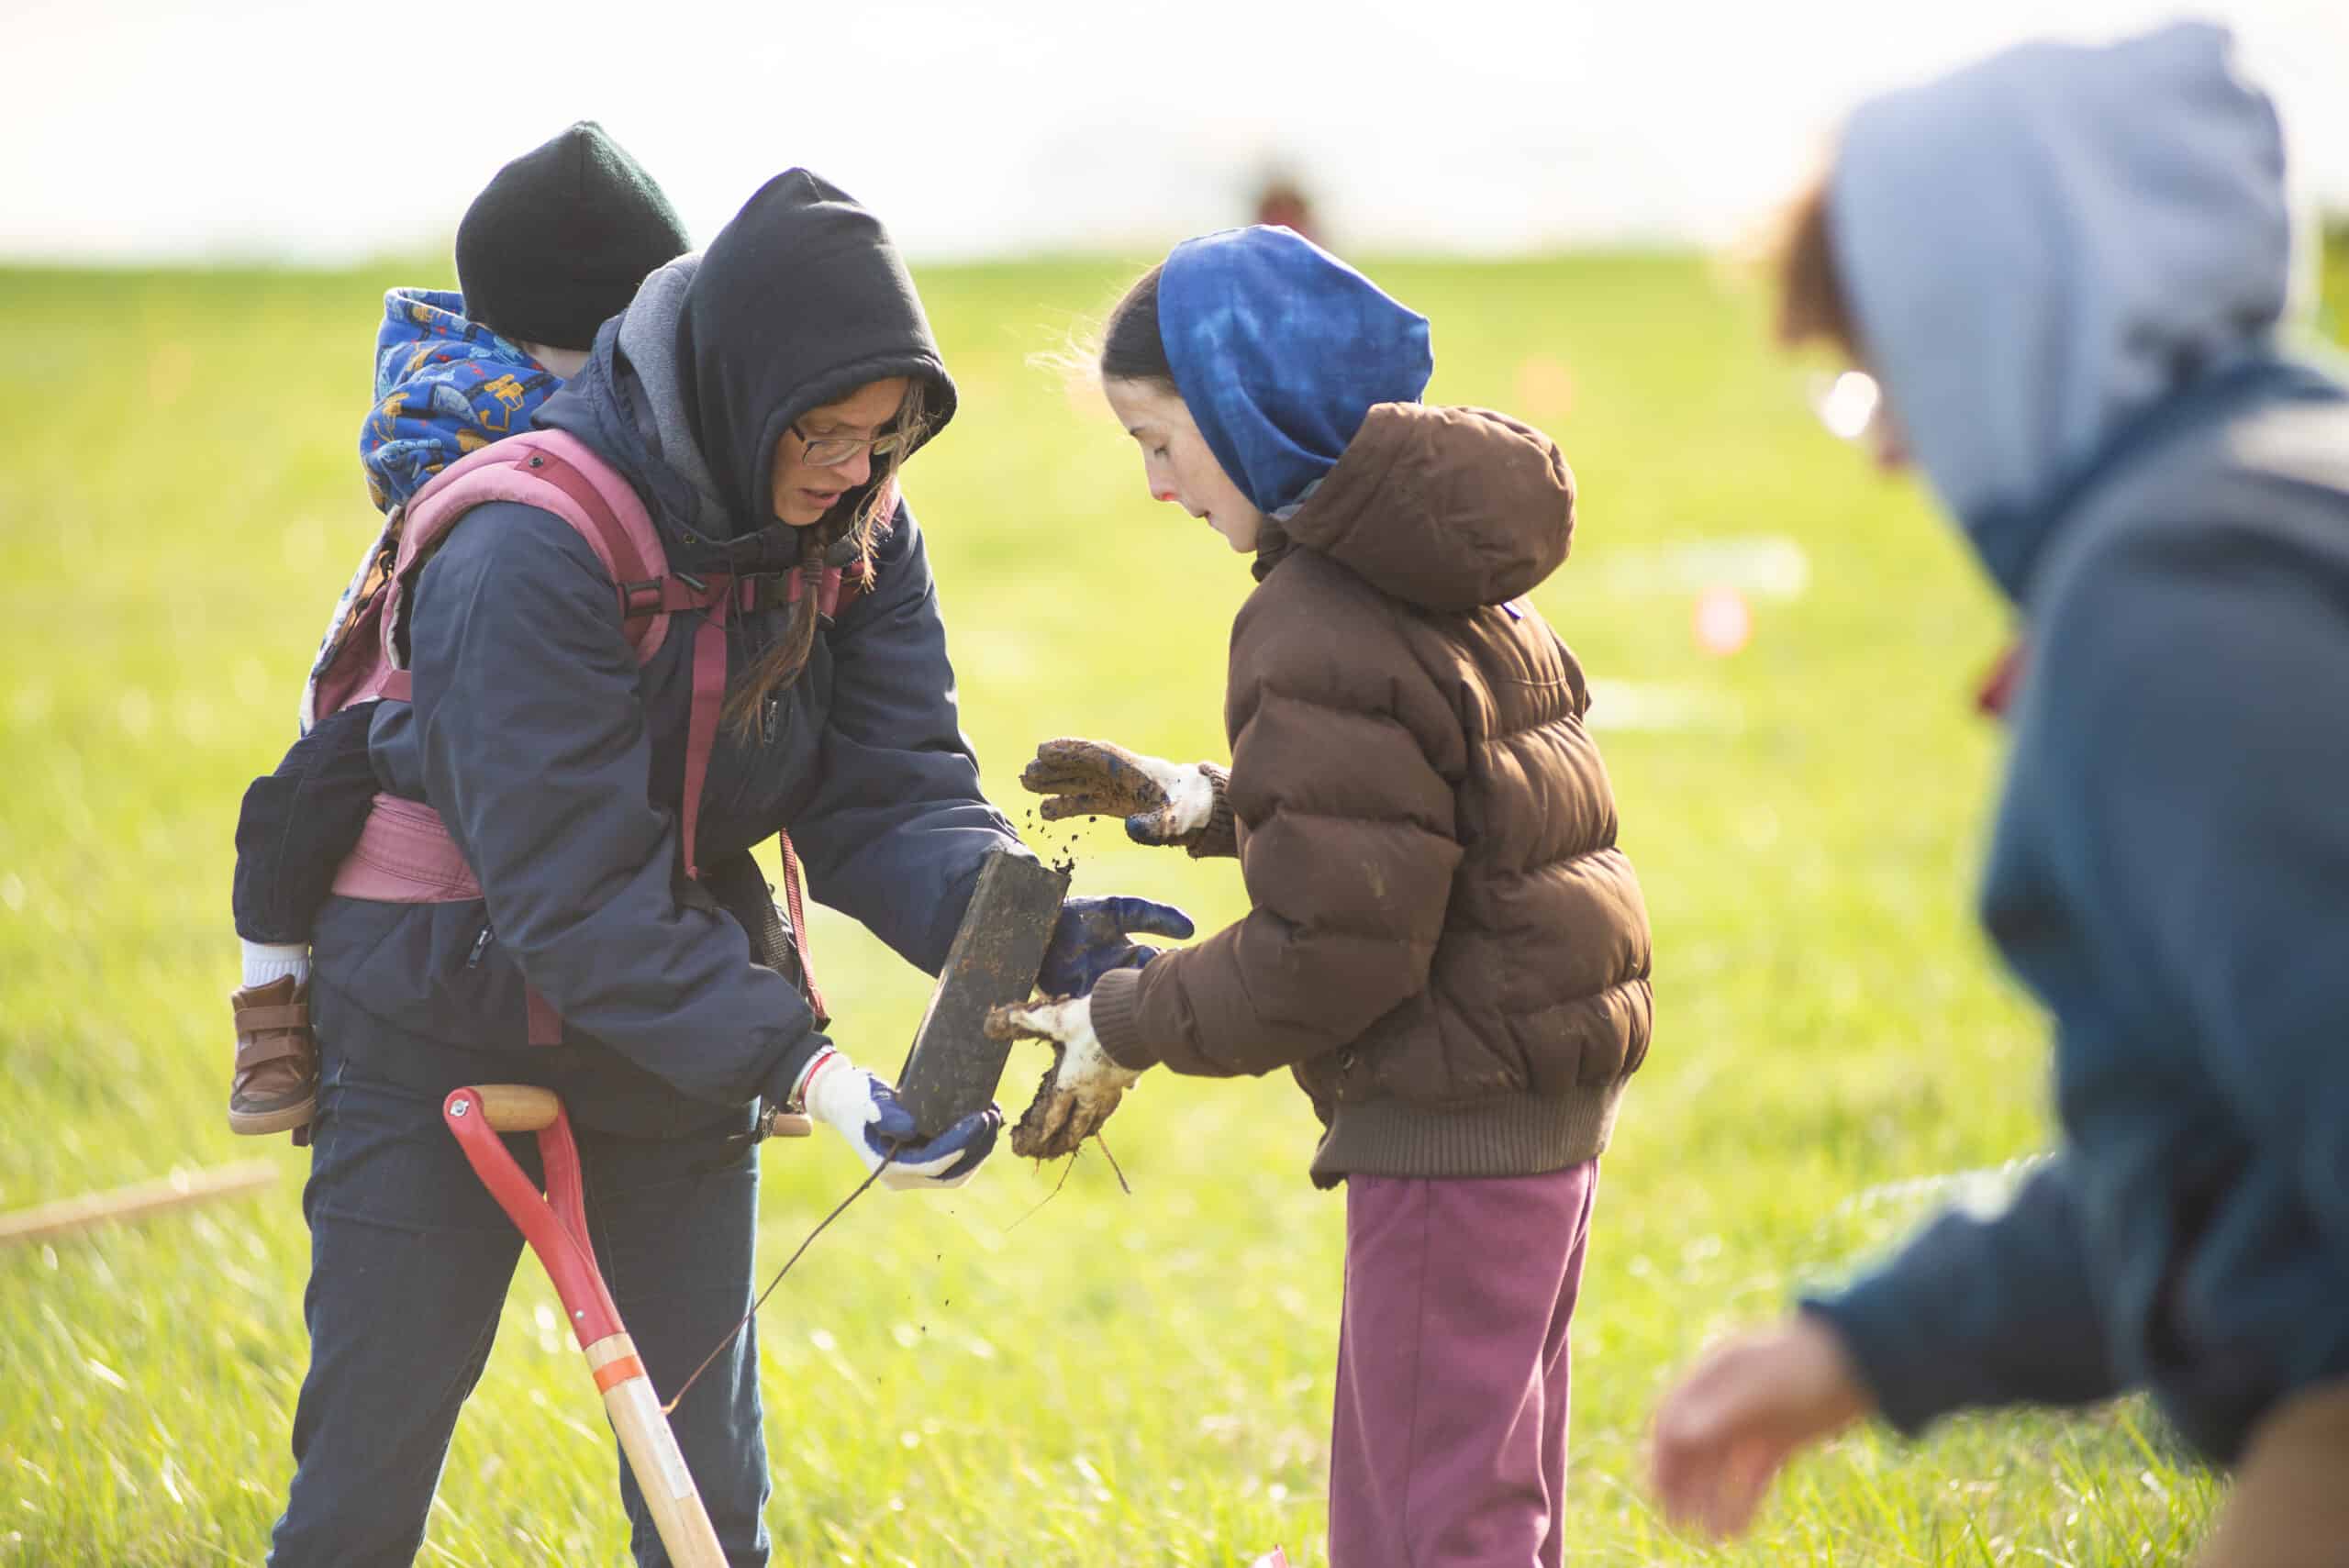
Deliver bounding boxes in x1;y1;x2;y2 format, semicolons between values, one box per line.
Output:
305;428;868;1039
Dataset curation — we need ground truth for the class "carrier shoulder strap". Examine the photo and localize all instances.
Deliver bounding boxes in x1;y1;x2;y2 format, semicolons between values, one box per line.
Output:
334;428;830;1036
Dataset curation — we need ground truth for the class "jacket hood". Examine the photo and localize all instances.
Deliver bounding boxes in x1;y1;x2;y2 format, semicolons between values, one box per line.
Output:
359;288;561;511
615;254;729;531
533;295;876;580
1277;403;1574;611
1160;226;1432;517
1830;21;2291;598
675;170;956;539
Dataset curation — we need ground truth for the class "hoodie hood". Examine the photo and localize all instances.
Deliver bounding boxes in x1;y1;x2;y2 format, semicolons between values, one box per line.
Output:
1829;21;2291;599
616;253;730;529
674;170;956;540
1160;226;1432;517
1277;403;1574;611
359;288;561;511
534;299;818;579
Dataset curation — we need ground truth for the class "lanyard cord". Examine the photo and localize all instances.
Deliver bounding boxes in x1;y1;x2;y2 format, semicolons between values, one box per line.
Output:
661;1155;893;1417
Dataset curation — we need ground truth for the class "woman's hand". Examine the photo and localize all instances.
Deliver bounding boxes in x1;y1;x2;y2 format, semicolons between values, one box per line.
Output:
1038;895;1195;997
1650;1314;1876;1539
1021;738;1219;846
797;1050;999;1190
985;995;1143;1160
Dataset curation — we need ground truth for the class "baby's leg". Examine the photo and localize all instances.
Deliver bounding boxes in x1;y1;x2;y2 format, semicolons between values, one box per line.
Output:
228;700;382;1133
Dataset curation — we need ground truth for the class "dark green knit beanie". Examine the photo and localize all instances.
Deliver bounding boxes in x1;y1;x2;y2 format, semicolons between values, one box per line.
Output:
454;121;692;350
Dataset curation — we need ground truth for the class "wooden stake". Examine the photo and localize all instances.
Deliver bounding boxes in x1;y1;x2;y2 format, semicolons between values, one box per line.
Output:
0;1162;278;1248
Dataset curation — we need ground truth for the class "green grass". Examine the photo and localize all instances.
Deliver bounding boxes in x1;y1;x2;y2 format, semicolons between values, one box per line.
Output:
7;241;2338;1564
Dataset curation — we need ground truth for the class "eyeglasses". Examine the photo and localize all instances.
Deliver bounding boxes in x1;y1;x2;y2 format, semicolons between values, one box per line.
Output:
790;420;926;469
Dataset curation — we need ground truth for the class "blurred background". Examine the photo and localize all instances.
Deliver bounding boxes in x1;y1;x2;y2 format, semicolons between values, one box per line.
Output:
5;3;2344;1564
8;0;2345;263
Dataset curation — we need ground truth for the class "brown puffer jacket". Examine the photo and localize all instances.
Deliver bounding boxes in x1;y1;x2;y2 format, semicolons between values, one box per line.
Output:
1089;402;1653;1184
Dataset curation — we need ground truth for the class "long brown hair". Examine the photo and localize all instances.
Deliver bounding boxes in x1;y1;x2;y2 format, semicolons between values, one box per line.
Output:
721;379;929;740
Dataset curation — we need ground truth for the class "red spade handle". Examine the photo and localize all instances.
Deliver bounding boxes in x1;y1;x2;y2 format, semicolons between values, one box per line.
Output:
442;1086;623;1348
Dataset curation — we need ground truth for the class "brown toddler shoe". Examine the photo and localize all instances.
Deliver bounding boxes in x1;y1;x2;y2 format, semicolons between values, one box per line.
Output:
228;976;317;1136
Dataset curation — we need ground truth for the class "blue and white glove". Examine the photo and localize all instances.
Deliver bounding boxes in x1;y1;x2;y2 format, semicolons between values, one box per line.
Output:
1038;895;1196;998
797;1049;999;1190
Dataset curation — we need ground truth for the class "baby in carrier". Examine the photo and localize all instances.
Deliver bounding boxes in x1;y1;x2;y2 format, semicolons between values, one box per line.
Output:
227;122;692;1136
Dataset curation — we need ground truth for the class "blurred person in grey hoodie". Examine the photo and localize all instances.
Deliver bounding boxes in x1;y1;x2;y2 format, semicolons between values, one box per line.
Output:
1646;24;2349;1564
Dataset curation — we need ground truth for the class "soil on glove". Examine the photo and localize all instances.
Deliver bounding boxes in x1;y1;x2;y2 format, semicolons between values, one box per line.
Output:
1007;1047;1085;1161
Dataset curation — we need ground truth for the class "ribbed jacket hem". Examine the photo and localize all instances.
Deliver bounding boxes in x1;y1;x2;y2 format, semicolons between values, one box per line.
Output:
1088;966;1156;1070
1309;1083;1624;1186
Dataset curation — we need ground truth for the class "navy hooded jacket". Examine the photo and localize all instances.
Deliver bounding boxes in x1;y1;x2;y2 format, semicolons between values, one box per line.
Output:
306;172;1022;1137
1799;23;2349;1462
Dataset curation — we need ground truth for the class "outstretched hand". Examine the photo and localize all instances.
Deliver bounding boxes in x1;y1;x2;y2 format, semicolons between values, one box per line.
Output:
1649;1315;1874;1539
985;995;1143;1160
1021;738;1219;847
1037;894;1194;998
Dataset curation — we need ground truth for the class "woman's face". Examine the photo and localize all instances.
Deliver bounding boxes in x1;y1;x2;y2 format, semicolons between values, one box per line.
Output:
1102;377;1267;553
769;375;912;528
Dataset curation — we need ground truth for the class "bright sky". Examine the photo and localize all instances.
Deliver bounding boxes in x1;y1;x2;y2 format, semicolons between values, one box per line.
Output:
7;0;2344;263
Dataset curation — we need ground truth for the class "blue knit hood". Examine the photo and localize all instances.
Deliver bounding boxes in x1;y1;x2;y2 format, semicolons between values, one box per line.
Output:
1159;227;1432;517
1829;21;2291;599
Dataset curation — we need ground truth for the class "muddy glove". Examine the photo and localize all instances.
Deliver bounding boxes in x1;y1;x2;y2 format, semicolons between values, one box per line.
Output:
985;995;1143;1160
797;1049;999;1190
1022;738;1219;847
1038;895;1195;998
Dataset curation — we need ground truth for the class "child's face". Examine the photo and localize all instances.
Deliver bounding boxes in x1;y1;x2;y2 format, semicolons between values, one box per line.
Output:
769;376;912;527
1103;378;1267;554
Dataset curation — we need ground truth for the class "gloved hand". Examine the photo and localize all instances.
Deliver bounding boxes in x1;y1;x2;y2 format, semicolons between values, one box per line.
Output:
1021;738;1219;847
797;1049;999;1190
1038;895;1196;998
984;995;1144;1160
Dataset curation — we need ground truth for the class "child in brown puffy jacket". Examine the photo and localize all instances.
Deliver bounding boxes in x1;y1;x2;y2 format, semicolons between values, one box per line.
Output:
996;226;1653;1568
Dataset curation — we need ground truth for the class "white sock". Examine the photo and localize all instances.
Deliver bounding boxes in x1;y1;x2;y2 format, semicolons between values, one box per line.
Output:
240;940;311;991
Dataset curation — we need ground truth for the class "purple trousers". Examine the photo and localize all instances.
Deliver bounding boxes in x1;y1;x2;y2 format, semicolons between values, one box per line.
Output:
1329;1162;1599;1568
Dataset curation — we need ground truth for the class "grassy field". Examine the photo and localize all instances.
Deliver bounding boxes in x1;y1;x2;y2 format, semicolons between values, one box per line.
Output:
3;243;2342;1566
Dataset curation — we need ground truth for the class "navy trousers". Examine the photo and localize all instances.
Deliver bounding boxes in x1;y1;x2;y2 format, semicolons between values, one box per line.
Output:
268;1044;772;1566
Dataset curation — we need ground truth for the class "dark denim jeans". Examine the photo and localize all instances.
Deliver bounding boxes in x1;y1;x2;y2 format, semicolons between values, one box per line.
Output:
268;1046;772;1566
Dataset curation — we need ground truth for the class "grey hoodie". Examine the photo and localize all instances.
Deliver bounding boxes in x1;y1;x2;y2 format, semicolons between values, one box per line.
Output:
1801;23;2349;1464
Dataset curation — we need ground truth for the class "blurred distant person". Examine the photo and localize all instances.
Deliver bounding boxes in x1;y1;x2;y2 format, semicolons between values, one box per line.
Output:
1000;225;1653;1568
228;121;694;1139
1646;24;2349;1564
1252;171;1321;245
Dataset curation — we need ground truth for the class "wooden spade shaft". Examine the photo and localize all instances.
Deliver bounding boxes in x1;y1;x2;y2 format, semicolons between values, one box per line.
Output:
449;1085;727;1568
0;1162;277;1248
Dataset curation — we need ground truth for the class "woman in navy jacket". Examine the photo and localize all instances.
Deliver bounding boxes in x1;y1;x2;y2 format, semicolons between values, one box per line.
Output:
268;171;1185;1566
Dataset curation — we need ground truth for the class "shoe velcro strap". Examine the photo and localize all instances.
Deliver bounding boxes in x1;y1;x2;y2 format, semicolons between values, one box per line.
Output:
235;1032;312;1071
235;1002;309;1034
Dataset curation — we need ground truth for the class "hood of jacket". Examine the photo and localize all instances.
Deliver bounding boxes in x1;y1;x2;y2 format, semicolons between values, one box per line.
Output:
1160;225;1432;517
1273;402;1574;612
1829;20;2292;599
672;170;956;542
359;287;562;511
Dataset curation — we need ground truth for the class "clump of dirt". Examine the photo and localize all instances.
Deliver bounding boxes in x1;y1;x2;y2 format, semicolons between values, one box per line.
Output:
1007;1049;1072;1160
1020;805;1082;879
